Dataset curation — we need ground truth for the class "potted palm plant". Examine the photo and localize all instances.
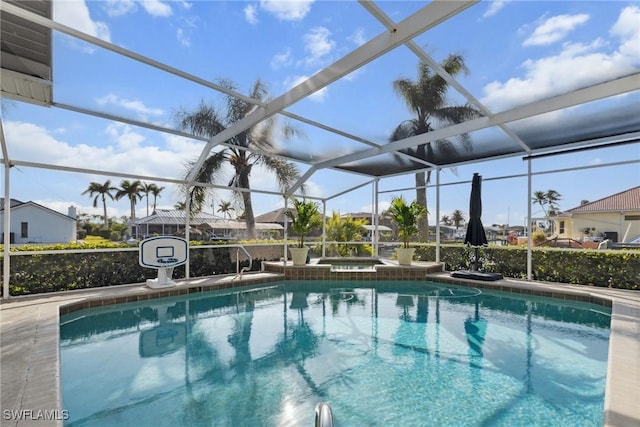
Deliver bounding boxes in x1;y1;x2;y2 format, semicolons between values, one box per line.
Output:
284;198;322;265
387;195;427;265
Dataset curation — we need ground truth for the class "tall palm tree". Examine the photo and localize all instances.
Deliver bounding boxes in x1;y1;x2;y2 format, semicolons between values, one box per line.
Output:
115;180;142;220
532;190;549;217
217;200;235;220
533;189;561;234
81;180;116;229
532;189;561;217
176;79;302;239
150;184;164;213
140;182;154;217
390;56;480;241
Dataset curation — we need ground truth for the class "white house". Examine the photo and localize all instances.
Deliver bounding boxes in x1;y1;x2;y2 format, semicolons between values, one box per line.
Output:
0;199;77;244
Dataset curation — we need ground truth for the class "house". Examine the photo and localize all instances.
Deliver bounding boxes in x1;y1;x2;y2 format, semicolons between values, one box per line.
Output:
0;199;77;244
133;209;283;239
553;186;640;243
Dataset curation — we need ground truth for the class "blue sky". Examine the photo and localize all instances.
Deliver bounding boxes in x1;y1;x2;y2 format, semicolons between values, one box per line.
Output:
1;0;639;228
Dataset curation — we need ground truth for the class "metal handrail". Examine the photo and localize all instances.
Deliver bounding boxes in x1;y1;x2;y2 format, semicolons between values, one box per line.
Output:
314;402;334;427
235;245;253;279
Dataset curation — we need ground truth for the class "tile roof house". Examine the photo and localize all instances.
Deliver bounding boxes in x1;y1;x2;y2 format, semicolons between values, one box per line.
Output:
0;199;77;244
554;186;640;243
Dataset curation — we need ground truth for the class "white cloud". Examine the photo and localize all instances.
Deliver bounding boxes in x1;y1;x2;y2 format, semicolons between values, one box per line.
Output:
590;157;603;166
4;120;192;186
481;7;639;112
177;28;190;47
482;0;509;19
524;13;590;46
54;0;111;42
244;4;258;24
104;0;136;17
260;0;313;21
95;94;165;120
610;6;640;61
301;180;325;199
302;27;335;68
270;48;293;70
104;0;173;17
105;123;145;150
348;28;367;47
141;0;173;17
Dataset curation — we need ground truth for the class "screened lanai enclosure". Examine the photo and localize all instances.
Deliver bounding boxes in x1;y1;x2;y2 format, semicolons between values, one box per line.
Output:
1;0;639;296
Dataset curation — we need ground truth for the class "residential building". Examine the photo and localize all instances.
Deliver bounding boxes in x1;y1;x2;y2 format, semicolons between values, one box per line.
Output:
0;199;77;244
133;209;283;240
554;186;640;243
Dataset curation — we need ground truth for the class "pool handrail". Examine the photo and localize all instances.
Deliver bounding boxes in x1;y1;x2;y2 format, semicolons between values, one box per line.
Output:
315;402;334;427
235;245;253;279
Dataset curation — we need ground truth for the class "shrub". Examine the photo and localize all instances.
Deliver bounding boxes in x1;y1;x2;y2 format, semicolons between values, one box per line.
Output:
531;230;547;246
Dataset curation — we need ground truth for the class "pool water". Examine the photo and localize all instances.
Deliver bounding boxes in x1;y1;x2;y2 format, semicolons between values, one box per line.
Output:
60;281;611;426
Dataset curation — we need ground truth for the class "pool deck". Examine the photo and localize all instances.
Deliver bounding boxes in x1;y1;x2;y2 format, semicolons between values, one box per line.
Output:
1;265;639;427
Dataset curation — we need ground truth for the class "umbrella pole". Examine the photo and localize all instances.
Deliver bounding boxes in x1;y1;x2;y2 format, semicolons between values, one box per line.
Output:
473;247;480;271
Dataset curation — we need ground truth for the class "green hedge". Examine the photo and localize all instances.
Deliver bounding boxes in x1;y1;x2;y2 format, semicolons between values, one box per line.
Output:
415;245;639;290
1;246;264;296
1;244;638;296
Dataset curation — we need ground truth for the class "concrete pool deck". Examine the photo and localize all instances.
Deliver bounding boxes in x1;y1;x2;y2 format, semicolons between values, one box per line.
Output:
1;267;638;427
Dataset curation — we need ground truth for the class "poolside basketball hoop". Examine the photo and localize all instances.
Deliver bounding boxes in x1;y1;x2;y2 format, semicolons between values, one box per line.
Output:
139;236;188;289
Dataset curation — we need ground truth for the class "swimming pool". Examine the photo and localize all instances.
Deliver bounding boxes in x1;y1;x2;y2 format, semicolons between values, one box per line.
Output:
59;281;610;426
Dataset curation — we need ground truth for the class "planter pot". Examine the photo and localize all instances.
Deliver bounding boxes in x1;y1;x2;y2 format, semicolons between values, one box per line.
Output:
396;247;416;266
289;247;309;266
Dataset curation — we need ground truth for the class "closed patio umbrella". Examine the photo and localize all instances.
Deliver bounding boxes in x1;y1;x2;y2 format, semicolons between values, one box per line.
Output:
464;173;487;271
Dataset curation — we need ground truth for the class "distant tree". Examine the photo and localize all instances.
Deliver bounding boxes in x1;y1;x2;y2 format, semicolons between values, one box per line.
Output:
440;214;452;226
217;200;235;220
580;199;590;206
150;184;164;213
115;180;143;220
81;180;117;229
325;211;369;256
390;56;480;241
532;189;562;218
174;201;186;211
532;189;562;234
451;209;465;230
140;182;154;217
139;182;164;217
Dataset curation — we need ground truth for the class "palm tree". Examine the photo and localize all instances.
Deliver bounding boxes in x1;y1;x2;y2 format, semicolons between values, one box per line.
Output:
115;180;142;220
174;201;186;210
440;214;452;226
176;79;302;239
532;189;562;234
217;200;235;220
140;182;154;217
545;189;562;215
532;190;549;217
532;189;562;217
81;180;117;229
451;209;465;230
390;56;480;241
150;184;164;213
